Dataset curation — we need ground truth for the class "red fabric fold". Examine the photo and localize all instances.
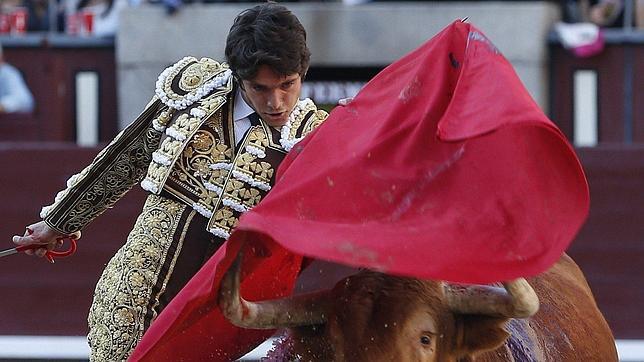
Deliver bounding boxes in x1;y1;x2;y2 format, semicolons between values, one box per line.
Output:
131;233;303;361
130;20;589;361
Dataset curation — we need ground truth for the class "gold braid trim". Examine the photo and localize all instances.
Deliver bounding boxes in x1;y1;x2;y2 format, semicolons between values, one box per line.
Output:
302;109;329;136
141;93;230;195
205;105;329;239
87;195;188;361
155;57;231;110
42;98;167;235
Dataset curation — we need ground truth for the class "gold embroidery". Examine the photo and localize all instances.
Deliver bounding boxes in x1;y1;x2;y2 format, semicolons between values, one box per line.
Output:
189;95;227;141
157;110;173;126
191;157;211;177
252;162;274;183
179;62;206;91
200;94;228;115
203;126;278;234
235;153;255;169
142;95;229;194
161;57;193;101
167;110;232;199
43;99;165;234
191;131;214;151
208;168;230;189
212;206;237;233
205;114;224;140
162;57;228;104
235;153;274;184
166;113;201;140
287;99;318;140
147;162;170;184
148;210;195;320
157;138;183;161
87;195;186;361
212;143;232;163
304;109;329;135
239;188;262;206
247;127;269;152
158;92;327;240
224;179;245;201
152;109;175;131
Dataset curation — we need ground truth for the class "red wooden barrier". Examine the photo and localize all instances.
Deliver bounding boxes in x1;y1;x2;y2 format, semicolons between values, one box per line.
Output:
0;143;145;335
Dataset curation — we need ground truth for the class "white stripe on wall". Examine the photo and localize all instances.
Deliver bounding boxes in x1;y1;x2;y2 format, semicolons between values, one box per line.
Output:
619;340;644;362
75;71;100;147
573;69;599;147
0;336;89;359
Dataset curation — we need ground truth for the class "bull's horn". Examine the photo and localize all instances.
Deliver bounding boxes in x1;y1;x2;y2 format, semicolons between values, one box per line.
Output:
218;250;331;329
444;279;539;318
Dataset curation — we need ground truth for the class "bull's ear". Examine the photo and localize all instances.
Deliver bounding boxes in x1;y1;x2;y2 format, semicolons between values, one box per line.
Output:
453;315;509;357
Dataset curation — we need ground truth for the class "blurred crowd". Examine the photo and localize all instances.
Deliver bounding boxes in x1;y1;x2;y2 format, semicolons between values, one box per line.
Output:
0;0;141;36
0;0;140;36
554;0;643;58
563;0;644;28
0;0;641;37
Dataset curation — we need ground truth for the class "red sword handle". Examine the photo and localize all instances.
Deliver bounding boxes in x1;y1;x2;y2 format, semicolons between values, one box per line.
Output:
15;238;78;263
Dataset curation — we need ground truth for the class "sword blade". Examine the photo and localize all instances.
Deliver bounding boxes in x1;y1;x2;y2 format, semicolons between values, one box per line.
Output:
0;248;19;258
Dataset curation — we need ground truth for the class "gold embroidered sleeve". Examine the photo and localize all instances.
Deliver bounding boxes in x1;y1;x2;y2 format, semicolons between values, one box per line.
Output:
41;98;167;235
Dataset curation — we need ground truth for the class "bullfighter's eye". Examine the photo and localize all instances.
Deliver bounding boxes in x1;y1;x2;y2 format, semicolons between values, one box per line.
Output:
420;335;432;345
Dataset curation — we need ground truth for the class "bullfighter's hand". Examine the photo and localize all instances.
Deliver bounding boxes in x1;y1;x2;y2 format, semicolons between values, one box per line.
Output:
12;221;81;258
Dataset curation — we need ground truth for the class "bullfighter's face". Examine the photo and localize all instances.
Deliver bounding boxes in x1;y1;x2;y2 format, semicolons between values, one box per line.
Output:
240;64;302;127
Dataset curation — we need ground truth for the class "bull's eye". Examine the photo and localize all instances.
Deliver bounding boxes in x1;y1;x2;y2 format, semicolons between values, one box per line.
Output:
420;335;432;345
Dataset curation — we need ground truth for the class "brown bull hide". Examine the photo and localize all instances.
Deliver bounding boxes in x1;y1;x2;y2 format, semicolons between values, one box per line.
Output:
222;254;618;361
470;254;619;362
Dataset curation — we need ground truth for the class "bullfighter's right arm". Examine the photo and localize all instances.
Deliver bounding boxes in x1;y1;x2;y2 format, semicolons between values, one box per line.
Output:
39;97;170;235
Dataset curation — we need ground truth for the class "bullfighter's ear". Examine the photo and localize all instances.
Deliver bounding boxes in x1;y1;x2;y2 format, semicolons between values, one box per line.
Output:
453;315;510;358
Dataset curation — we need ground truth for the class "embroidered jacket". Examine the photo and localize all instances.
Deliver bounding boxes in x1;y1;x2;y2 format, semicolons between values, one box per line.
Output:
41;57;328;238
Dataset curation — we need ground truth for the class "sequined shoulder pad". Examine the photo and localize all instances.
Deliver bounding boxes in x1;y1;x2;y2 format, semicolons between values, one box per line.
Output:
155;56;233;110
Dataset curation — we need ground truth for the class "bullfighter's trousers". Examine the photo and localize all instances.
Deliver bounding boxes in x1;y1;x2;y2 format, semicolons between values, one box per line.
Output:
87;193;221;361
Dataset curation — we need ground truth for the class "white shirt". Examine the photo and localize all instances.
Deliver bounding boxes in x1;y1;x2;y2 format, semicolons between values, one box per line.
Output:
232;89;253;144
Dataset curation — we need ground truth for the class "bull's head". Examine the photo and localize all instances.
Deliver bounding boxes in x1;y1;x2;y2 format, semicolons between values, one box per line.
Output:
218;251;539;361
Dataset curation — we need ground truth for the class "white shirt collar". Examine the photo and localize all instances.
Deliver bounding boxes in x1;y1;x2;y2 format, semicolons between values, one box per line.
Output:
233;89;255;122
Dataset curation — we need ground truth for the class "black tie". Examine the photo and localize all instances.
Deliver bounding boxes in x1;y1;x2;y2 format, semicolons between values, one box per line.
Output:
248;112;261;126
236;112;261;149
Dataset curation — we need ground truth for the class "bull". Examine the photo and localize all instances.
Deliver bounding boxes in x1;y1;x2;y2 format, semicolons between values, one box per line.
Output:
218;253;617;361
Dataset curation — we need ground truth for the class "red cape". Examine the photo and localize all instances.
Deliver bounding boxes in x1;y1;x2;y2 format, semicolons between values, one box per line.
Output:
130;21;589;361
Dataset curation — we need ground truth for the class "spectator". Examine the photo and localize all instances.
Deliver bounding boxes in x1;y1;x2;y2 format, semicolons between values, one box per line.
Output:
0;44;34;114
588;0;624;27
63;0;134;36
564;0;625;27
24;0;51;31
